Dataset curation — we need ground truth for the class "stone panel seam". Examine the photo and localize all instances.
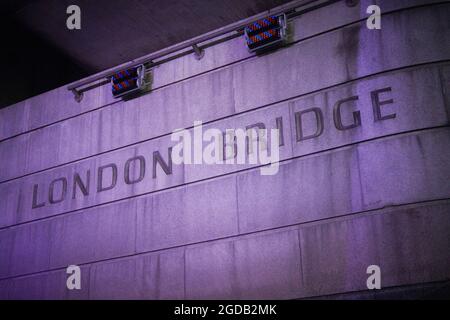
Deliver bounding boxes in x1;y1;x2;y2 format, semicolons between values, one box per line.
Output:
296;279;450;300
2;197;449;282
183;248;187;300
2;60;450;185
297;228;304;295
0;2;447;144
235;175;241;234
438;66;450;123
1;125;448;231
88;264;94;300
0;99;121;144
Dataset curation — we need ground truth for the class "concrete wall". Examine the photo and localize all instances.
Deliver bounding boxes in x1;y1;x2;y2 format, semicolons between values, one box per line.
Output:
0;0;449;299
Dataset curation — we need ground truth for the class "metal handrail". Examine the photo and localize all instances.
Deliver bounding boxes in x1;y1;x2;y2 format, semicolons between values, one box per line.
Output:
66;0;330;100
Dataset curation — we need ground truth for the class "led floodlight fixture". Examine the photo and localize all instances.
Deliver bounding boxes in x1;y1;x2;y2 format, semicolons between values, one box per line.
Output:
111;64;147;98
244;14;287;53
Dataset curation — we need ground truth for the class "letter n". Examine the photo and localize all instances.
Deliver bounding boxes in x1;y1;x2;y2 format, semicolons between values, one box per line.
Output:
72;170;90;199
153;148;173;179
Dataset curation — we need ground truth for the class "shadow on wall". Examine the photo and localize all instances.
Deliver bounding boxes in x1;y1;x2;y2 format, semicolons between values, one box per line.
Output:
0;18;90;109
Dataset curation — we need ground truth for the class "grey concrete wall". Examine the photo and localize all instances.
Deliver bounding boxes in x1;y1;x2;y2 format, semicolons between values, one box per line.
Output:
0;1;449;299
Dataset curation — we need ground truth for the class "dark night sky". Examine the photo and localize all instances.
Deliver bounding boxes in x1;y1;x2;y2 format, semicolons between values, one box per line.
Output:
0;17;89;108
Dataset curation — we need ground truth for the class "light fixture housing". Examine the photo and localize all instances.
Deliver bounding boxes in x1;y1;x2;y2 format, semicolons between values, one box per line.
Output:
244;14;287;53
111;65;148;98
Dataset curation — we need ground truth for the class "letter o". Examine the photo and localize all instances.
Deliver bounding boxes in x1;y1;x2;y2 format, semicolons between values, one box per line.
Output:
124;156;146;184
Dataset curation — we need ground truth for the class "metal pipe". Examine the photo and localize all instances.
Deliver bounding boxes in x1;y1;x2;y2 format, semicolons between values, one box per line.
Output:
67;0;325;95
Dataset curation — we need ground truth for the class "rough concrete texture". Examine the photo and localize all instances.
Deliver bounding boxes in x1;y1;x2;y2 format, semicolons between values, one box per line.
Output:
1;127;448;281
0;1;449;299
2;200;448;299
0;64;448;229
89;249;185;300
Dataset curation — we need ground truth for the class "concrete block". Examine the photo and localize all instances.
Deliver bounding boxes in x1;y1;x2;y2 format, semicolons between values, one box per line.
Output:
186;229;302;299
0;229;13;277
292;1;446;43
1;200;136;278
233;229;302;299
0;182;20;228
440;65;450;120
137;175;239;252
4;221;52;278
357;129;450;210
185;240;236;299
237;128;450;233
298;200;450;297
0;279;10;299
0;82;114;141
89;249;184;299
49;200;136;269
